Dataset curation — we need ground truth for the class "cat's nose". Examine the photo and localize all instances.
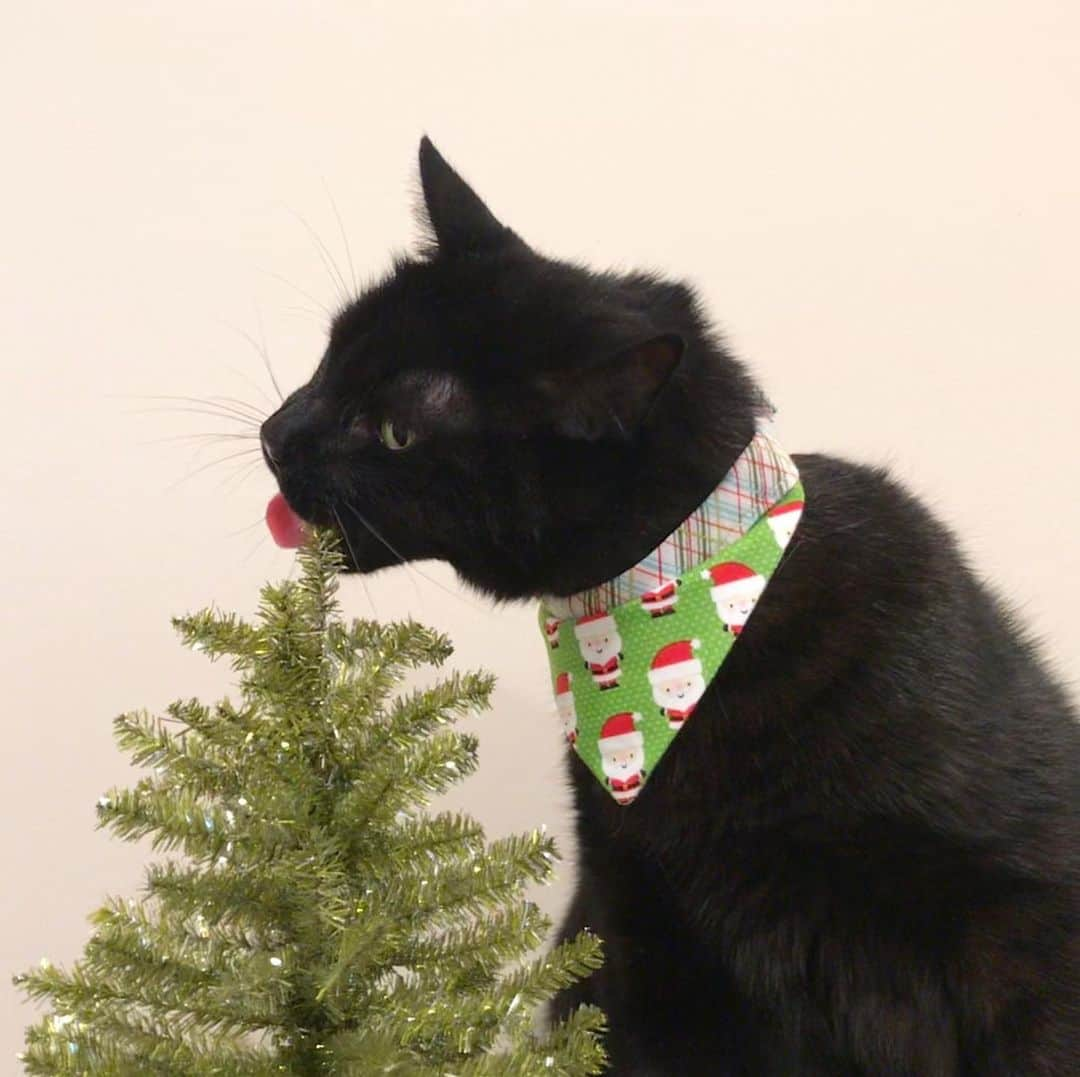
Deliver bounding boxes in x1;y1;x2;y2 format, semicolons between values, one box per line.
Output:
261;391;328;477
260;403;305;476
260;426;282;477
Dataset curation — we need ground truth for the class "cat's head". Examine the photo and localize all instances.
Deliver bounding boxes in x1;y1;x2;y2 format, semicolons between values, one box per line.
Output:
260;137;764;599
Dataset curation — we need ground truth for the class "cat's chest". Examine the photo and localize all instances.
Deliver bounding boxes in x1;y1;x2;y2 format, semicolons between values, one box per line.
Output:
563;675;826;915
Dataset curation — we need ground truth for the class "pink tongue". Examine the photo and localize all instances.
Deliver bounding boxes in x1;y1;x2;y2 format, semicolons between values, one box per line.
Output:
266;492;307;549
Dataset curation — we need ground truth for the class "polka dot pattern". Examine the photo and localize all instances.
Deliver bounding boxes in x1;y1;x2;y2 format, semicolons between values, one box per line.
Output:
539;483;805;804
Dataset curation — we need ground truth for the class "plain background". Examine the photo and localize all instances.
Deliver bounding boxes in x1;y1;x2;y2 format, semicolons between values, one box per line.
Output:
3;1;1078;1066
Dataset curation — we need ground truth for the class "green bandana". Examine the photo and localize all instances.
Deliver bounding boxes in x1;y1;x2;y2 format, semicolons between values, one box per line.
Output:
538;425;804;804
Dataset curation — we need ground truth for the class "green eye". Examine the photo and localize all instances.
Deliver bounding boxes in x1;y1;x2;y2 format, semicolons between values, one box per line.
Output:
378;418;416;451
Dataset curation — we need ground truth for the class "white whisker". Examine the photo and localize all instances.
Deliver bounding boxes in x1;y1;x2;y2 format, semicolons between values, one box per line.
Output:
221;359;279;412
253;304;284;403
331;505;379;619
119;394;265;428
286;207;352;305
217;456;265;494
165;446;262;492
339;499;424;607
139;430;260;447
240;530;270;567
322;178;358;294
218;319;284;407
225;513;271;538
280;305;327;325
257;268;334;318
339;499;485;612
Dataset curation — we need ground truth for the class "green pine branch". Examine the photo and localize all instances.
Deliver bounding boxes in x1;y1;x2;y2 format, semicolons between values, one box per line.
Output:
17;527;606;1075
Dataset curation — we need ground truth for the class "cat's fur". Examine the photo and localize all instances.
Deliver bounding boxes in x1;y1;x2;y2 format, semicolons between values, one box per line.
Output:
260;138;1080;1074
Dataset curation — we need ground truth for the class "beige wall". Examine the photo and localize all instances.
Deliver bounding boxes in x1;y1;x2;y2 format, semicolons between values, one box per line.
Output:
3;1;1078;1064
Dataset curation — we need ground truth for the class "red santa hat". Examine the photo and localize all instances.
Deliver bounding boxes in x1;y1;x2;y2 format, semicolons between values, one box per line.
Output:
597;712;643;753
702;561;763;595
545;616;561;635
554;671;573;699
573;609;616;641
647;639;702;686
767;500;804;519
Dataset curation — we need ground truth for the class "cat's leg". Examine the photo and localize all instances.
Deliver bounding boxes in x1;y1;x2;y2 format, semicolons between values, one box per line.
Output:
547;885;599;1024
550;870;760;1075
953;888;1080;1077
699;828;1078;1075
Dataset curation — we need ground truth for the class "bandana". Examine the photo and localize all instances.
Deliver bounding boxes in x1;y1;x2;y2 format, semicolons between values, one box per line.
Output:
538;424;804;804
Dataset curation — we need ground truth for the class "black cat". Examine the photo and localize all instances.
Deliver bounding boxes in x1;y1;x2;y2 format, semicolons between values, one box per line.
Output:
259;138;1080;1075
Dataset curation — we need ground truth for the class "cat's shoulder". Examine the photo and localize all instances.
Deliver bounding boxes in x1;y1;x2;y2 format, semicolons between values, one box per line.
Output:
779;450;973;616
790;450;947;551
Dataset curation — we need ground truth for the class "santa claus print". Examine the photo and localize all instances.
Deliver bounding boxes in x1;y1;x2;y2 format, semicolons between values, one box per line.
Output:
544;615;562;649
703;561;766;636
597;711;647;804
766;499;804;550
573;610;623;690
647;639;706;729
553;671;578;746
640;578;680;617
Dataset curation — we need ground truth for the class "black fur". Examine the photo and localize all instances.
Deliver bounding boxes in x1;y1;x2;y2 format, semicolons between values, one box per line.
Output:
260;138;1080;1074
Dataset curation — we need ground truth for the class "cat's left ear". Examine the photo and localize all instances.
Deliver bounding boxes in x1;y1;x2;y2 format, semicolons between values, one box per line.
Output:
539;334;685;441
418;136;519;255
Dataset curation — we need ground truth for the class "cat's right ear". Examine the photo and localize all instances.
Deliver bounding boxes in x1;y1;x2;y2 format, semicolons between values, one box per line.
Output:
536;334;686;441
417;136;519;256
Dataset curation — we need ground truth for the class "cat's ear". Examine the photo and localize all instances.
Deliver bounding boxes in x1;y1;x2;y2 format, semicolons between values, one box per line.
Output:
418;136;516;255
538;334;685;441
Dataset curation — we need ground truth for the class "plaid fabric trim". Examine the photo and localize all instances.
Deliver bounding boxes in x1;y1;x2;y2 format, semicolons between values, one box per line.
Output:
544;424;800;619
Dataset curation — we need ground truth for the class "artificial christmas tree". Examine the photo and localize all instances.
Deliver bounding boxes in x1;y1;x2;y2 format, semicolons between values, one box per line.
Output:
16;529;605;1075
